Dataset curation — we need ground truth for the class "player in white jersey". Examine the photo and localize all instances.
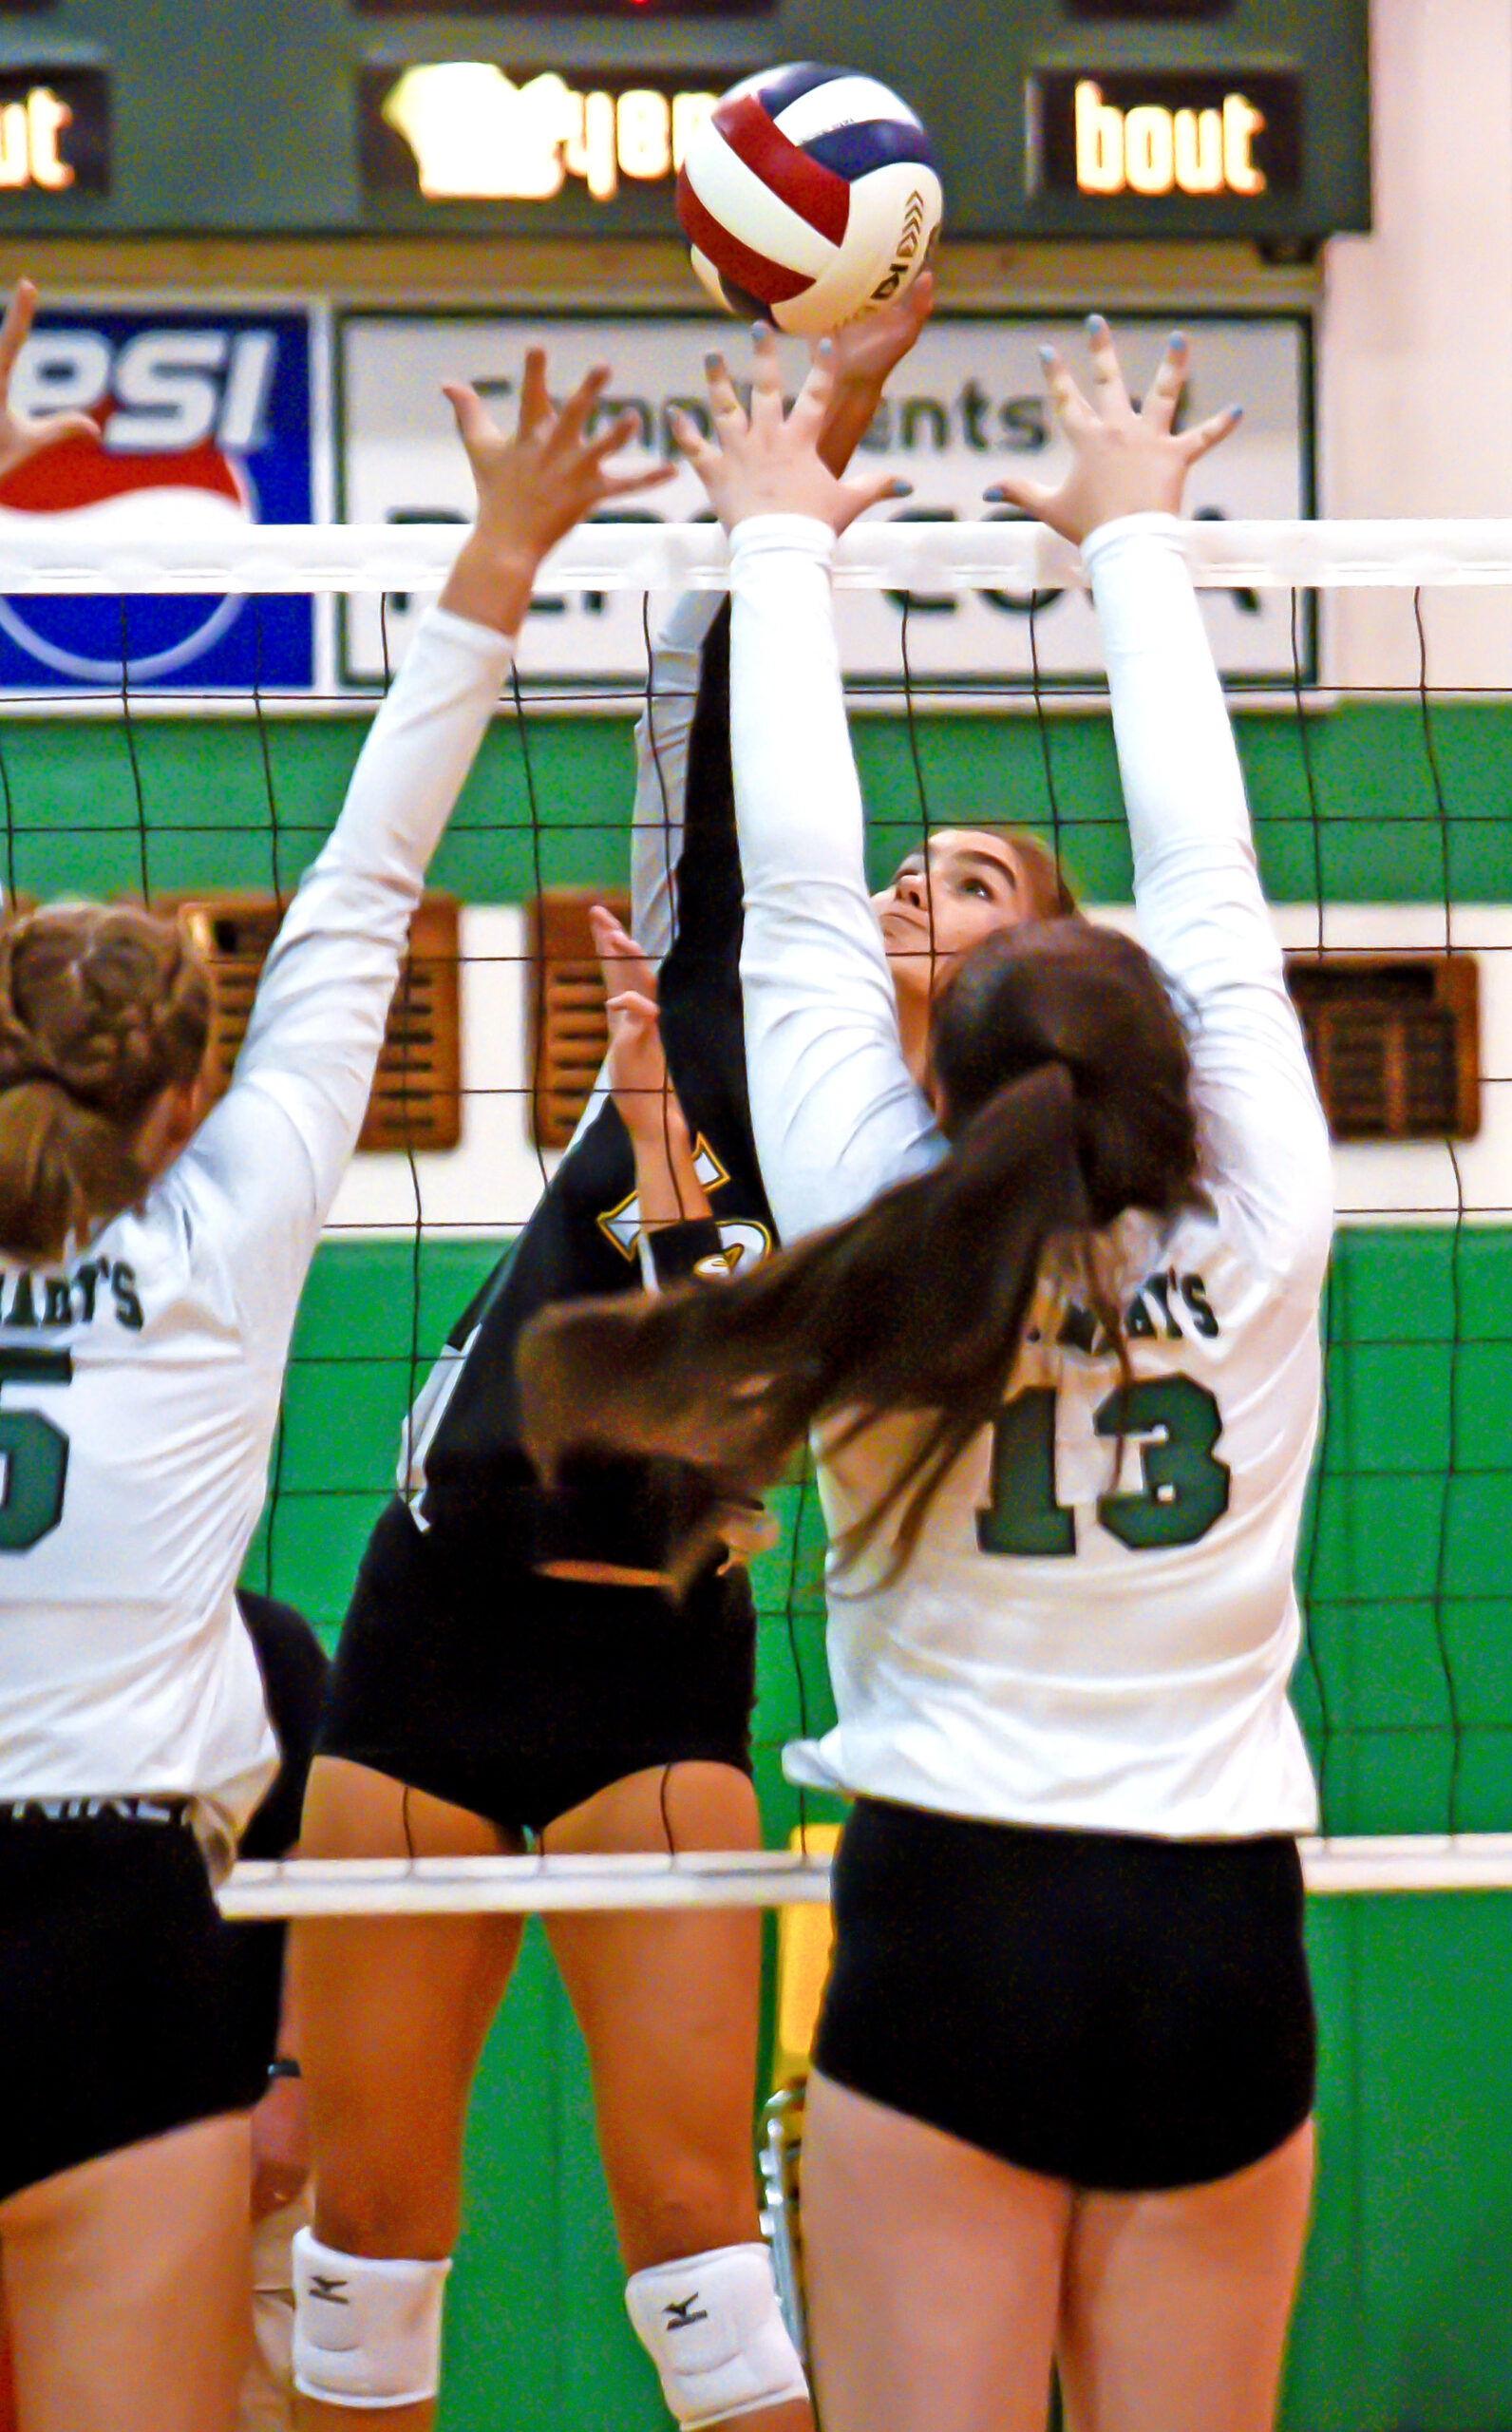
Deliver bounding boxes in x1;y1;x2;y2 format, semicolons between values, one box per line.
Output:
520;321;1332;2432
0;299;670;2432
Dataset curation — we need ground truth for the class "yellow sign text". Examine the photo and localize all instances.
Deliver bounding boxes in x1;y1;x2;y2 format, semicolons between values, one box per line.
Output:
1074;78;1267;200
383;66;717;204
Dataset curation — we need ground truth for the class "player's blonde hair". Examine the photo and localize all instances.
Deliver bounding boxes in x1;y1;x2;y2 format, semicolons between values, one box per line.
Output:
0;903;214;1262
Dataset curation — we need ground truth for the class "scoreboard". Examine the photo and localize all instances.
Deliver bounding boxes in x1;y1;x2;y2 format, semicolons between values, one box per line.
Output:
0;1;1368;245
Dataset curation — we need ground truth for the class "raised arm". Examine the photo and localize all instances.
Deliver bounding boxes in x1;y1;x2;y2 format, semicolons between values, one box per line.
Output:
629;588;728;962
633;285;938;969
185;356;671;1316
727;513;942;1241
671;301;945;1242
991;320;1332;1277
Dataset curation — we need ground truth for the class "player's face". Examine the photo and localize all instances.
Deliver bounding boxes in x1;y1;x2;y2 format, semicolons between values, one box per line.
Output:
873;830;1034;1003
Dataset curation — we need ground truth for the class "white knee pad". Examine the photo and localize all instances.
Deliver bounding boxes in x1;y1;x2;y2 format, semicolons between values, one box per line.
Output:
291;2228;452;2410
626;2242;809;2429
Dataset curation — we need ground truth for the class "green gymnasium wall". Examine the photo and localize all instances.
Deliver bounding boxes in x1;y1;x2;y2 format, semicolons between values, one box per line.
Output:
13;692;1511;2428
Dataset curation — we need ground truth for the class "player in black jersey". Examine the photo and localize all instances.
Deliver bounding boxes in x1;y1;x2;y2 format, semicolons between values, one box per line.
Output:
290;301;939;2432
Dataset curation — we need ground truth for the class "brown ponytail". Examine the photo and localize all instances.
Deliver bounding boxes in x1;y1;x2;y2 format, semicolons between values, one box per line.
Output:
0;903;213;1261
517;917;1204;1580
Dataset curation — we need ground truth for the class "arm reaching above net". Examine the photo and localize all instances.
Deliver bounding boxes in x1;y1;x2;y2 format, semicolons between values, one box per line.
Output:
671;324;941;1244
185;359;673;1328
992;319;1332;1282
633;278;936;963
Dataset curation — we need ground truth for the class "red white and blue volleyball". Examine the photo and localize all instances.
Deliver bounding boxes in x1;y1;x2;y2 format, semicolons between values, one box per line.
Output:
676;65;942;338
0;308;314;693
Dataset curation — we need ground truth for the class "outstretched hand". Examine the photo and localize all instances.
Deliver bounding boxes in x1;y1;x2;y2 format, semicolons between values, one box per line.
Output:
671;324;908;537
0;278;101;484
986;317;1241;546
440;352;673;634
825;270;935;395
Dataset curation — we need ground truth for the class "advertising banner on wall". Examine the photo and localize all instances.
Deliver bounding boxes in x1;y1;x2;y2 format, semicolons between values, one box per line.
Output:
0;304;318;692
337;309;1314;692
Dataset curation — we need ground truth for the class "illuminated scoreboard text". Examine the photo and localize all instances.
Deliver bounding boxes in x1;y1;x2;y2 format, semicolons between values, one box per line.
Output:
0;1;1368;243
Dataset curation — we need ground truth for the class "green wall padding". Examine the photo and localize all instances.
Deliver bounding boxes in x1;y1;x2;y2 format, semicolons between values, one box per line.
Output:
4;694;1509;909
8;687;1507;2427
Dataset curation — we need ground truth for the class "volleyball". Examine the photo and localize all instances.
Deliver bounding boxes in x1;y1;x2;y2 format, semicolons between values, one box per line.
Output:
676;64;942;338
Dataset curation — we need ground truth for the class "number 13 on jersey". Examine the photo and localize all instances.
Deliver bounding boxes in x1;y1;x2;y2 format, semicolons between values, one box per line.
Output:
977;1375;1230;1559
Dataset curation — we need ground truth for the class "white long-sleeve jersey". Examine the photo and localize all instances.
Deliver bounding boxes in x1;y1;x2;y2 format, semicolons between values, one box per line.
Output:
629;589;728;957
0;604;515;1854
730;512;1332;1840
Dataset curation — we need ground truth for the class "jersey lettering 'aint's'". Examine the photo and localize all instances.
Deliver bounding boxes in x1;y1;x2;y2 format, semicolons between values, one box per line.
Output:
1048;1268;1219;1358
0;1258;142;1333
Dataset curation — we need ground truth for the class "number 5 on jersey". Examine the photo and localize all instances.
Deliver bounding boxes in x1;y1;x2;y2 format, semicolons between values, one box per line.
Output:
0;1348;71;1552
977;1376;1230;1559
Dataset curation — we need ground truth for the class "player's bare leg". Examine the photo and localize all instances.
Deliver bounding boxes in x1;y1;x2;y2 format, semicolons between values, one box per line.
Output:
1057;2119;1314;2432
542;1760;813;2431
0;2113;250;2432
291;1756;525;2432
0;2286;14;2432
800;2071;1070;2432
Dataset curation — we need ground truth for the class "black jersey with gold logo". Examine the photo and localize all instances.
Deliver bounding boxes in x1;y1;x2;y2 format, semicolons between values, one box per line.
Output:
398;603;775;1568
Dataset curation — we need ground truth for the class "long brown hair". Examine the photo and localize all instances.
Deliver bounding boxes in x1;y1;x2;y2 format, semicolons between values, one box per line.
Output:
518;920;1202;1577
0;902;213;1262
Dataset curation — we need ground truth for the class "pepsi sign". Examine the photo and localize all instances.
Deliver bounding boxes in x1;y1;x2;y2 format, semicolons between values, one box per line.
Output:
0;307;315;692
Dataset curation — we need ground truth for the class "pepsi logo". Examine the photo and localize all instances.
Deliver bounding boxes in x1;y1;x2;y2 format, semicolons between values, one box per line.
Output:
0;315;313;692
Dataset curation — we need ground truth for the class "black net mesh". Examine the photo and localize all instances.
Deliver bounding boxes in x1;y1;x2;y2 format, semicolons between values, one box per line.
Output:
0;568;1504;1852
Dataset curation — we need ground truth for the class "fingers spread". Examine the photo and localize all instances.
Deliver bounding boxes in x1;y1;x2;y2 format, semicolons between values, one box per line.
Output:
1040;344;1096;440
791;337;837;438
1084;314;1131;420
704;350;745;428
518;348;552;438
582;406;645;469
666;402;715;468
1180;401;1244;465
554;362;612;453
1142;332;1189;435
442;382;494;450
833;466;910;533
600;463;678;501
747;322;784;425
984;474;1053;518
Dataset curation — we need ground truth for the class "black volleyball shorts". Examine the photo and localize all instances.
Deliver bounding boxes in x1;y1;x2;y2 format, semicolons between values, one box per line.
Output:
317;1496;757;1838
0;1801;251;2204
815;1796;1317;2194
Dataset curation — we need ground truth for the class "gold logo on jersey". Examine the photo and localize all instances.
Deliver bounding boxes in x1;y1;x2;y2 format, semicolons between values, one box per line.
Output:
596;1136;771;1276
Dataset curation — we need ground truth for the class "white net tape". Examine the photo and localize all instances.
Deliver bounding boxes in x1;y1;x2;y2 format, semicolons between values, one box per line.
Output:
219;1836;1512;1918
4;520;1512;596
62;512;1474;1919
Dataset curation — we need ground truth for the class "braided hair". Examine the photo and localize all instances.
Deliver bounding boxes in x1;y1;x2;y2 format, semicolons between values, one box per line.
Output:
0;902;213;1261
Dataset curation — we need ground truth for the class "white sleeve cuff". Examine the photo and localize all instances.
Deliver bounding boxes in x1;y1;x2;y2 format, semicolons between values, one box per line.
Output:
729;514;837;571
415;601;520;680
1080;510;1183;573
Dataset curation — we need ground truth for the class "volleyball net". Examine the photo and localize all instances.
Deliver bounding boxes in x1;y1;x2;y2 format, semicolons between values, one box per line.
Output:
0;513;1506;1914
